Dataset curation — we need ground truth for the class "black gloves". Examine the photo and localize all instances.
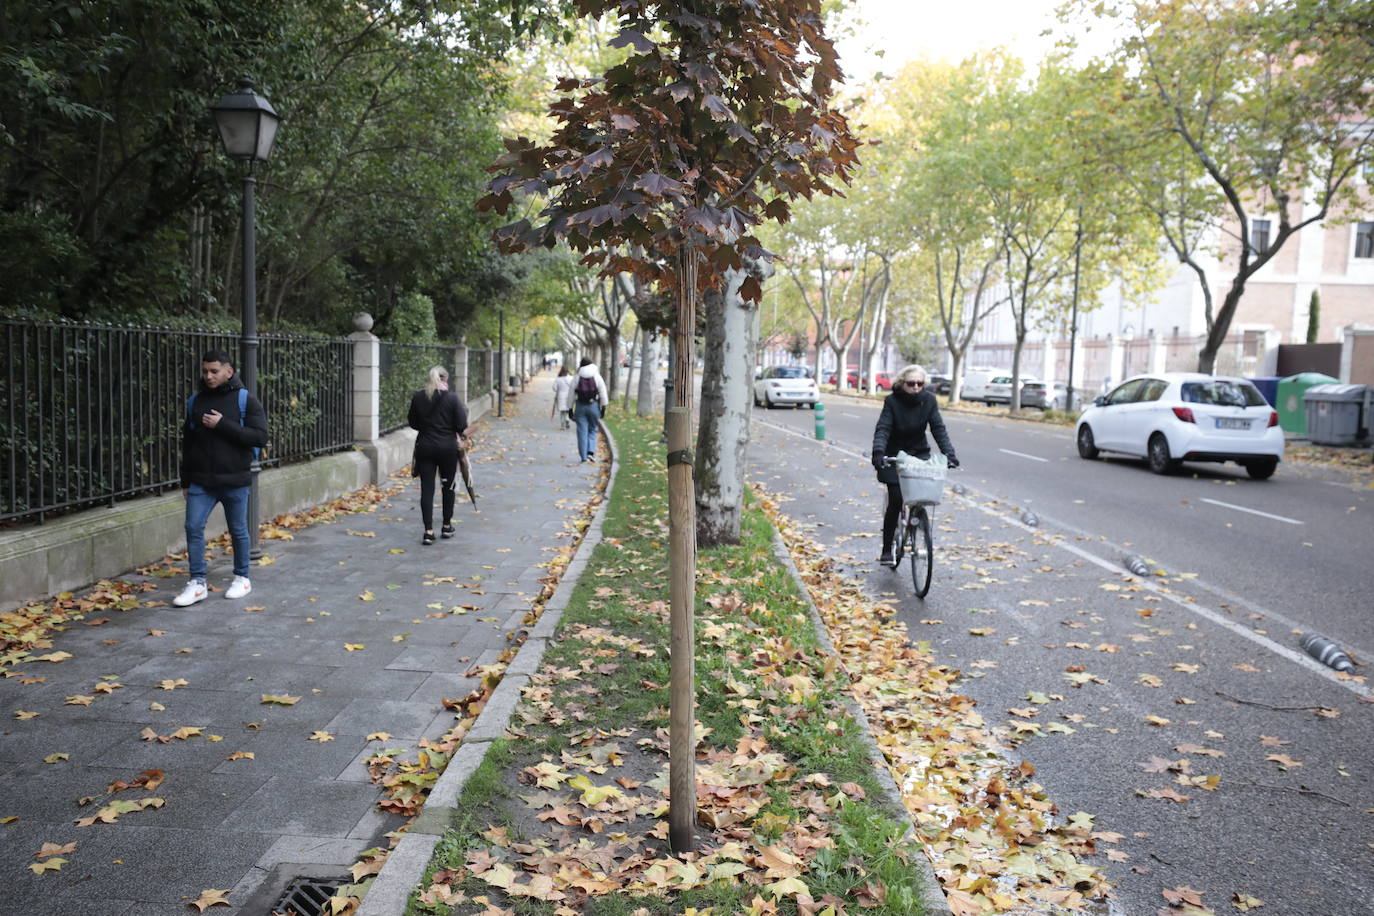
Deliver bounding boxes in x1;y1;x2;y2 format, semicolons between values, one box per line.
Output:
871;451;885;471
947;456;960;469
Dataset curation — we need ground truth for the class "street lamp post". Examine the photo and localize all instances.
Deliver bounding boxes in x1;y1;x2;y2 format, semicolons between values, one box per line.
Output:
211;77;280;558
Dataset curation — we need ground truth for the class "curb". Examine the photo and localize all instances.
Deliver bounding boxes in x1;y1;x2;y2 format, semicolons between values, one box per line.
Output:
769;532;954;916
357;426;619;916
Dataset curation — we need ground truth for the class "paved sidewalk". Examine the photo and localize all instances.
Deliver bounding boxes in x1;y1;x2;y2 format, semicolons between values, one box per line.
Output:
0;374;601;915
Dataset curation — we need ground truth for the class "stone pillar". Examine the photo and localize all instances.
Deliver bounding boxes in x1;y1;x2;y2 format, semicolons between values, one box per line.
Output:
1148;330;1167;376
350;314;380;443
350;313;384;483
1106;333;1124;390
453;337;469;404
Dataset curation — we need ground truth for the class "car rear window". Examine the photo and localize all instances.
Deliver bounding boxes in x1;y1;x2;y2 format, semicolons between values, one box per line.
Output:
1181;380;1265;407
773;367;808;379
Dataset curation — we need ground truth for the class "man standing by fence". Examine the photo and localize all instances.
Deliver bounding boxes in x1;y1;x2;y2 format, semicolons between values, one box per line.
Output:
173;350;269;606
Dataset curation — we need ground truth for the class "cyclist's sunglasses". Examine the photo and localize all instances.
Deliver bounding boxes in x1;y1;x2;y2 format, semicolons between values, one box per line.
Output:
901;379;924;388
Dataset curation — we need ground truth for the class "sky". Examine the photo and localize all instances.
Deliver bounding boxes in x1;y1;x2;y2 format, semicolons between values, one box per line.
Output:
832;0;1074;85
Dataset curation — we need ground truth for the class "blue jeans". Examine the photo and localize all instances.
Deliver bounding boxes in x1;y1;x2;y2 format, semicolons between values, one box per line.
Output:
185;483;251;580
574;402;600;460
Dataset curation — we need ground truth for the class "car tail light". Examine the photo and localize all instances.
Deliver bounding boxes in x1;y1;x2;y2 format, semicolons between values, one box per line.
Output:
1172;407;1195;423
1268;411;1278;428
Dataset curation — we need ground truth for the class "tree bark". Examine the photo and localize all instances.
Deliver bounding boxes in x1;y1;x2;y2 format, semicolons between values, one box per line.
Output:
695;258;767;546
636;326;659;417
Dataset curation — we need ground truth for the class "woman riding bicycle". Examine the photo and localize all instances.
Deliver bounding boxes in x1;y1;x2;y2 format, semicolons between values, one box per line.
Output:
871;365;959;567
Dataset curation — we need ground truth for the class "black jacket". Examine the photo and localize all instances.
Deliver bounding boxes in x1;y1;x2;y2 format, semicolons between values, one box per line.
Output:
180;374;269;489
408;389;468;452
871;388;956;485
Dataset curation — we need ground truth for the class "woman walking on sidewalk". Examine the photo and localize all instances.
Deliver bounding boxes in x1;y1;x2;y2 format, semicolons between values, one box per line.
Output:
571;357;608;462
551;365;574;430
409;366;470;545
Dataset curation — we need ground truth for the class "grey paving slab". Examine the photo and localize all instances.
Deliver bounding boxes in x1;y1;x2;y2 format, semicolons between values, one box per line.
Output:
322;698;443;740
219;775;383;836
1;375;603;914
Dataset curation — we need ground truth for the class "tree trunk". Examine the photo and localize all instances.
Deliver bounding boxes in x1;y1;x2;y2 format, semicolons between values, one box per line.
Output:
637;327;659;417
695;258;767;546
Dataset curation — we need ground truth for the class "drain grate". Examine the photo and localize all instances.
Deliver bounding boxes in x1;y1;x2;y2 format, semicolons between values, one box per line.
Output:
269;875;350;916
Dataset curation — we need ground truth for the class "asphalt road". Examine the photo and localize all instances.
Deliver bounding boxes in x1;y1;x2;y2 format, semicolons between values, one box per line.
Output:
747;395;1373;916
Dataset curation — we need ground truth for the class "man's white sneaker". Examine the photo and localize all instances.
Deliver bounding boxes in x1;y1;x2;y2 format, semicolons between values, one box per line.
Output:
224;576;252;600
173;581;208;607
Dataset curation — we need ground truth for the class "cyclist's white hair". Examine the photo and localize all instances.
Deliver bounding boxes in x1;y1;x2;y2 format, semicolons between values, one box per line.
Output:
898;364;927;384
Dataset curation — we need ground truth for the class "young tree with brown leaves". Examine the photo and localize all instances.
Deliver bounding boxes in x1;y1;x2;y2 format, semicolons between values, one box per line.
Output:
479;0;859;851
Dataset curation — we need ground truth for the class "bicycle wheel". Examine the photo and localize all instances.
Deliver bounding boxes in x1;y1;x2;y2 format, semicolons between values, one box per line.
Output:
907;507;933;598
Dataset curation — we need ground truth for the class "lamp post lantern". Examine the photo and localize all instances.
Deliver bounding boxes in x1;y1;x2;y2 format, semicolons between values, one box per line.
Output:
211;77;279;558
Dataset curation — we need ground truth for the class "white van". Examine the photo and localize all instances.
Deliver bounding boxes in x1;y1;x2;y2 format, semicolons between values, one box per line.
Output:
960;368;1009;403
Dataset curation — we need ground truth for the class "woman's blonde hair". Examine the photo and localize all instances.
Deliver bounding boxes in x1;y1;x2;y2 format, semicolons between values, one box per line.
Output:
897;364;927;385
424;365;450;397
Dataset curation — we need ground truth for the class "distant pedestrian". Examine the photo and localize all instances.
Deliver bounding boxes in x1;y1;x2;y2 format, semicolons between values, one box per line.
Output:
174;350;269;607
571;356;608;463
551;365;574;430
409;366;471;545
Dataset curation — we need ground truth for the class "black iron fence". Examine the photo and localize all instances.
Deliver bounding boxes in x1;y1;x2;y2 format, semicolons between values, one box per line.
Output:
1;320;353;524
379;342;456;434
468;348;492;403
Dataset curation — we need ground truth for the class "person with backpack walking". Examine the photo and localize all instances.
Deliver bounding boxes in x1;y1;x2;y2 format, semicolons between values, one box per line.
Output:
571;357;608;463
173;349;269;607
551;365;575;430
409;366;471;545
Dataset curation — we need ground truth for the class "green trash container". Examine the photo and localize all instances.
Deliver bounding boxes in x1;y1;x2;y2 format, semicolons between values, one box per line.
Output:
1275;372;1337;434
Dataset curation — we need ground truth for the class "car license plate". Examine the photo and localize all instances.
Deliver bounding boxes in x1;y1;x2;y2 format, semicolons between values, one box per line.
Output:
1217;418;1249;430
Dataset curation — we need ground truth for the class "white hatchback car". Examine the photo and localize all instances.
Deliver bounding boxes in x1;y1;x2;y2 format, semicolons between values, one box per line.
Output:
1075;373;1283;478
753;366;819;409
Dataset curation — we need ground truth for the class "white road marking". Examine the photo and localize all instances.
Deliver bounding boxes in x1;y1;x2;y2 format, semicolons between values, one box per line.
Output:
1199;497;1304;525
998;448;1048;463
750;422;1368;699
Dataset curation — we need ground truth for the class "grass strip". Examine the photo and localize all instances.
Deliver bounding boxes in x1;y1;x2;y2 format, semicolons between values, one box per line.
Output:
408;410;934;915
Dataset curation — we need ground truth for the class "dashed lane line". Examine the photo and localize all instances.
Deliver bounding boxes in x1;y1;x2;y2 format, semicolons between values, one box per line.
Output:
1199;497;1304;525
998;448;1049;463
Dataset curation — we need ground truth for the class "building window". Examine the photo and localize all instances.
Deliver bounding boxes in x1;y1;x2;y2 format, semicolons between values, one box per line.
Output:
1249;219;1271;255
1356;221;1374;259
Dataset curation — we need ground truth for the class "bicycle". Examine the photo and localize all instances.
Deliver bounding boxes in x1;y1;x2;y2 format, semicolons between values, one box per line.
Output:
882;456;945;598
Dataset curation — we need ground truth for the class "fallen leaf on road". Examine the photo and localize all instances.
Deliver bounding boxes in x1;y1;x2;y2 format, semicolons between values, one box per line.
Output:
1258;735;1289;747
344;643;365;651
226;751;255;761
27;858;66;874
309;730;334;742
1139;787;1191;803
1175;744;1225;758
261;694;300;705
1233;892;1265;910
65;694;95;706
42;753;69;764
158;679;188;690
1144;715;1171;726
189;889;231;911
1265;754;1303;769
14;710;39;719
367;732;392;741
34;841;76;858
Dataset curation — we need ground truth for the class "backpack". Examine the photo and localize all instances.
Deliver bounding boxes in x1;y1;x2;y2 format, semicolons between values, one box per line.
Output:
187;387;260;460
574;374;598;404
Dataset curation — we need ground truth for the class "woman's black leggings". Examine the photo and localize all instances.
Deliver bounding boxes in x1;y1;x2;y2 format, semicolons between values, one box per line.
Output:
415;444;458;530
882;482;903;550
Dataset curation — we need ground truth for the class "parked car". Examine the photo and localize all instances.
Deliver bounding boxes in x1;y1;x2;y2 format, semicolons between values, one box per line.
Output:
984;374;1034;405
928;374;952;396
826;369;891;390
960;368;1010;403
753;366;820;409
1075;373;1283;478
1022;380;1070;410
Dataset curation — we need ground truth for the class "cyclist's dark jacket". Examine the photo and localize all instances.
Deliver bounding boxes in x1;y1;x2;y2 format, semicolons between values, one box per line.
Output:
871;387;956;485
180;373;268;490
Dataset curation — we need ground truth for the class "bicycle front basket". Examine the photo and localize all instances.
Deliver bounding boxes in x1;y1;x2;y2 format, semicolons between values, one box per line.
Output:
895;453;947;506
